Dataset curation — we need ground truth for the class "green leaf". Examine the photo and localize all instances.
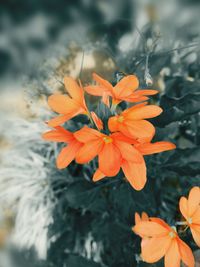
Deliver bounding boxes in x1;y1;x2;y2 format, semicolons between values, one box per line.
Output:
66;255;102;267
153;93;200;126
162;147;200;175
65;180;107;212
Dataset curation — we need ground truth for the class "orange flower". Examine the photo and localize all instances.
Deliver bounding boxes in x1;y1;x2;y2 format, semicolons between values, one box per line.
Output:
74;127;175;190
42;126;82;169
179;186;200;247
93;137;175;190
47;77;88;127
74;126;144;179
133;218;195;267
108;102;163;142
84;73;158;106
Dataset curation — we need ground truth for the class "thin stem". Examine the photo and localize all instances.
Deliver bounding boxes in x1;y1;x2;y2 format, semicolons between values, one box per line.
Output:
178;225;189;235
110;102;117;114
79;50;85;79
175;221;187;226
87;112;97;129
154;43;199;57
77;78;97;129
54;76;64;86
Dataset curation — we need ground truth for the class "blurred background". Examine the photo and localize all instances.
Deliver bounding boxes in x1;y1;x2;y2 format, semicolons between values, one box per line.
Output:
0;0;200;266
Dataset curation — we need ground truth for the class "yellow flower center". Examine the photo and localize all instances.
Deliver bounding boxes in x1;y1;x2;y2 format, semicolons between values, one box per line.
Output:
103;136;113;144
187;217;193;225
169;231;176;239
169;227;177;239
117;116;124;123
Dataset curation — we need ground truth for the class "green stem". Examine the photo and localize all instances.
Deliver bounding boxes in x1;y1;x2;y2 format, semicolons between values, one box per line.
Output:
87;112;95;126
110;103;117;114
175;221;187;226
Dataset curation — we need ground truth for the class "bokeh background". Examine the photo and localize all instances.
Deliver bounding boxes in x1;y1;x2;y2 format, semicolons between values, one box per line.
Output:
0;0;200;266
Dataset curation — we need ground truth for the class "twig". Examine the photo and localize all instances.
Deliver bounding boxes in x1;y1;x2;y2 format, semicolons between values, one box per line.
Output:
79;50;85;79
153;43;199;57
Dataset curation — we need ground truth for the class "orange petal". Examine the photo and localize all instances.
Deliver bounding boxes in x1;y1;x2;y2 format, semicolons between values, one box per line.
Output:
99;143;121;177
111;132;137;144
141;236;172;263
141;212;149;221
48;94;79;114
42;127;74;142
135;212;141;224
108;116;119;132
93;169;106;182
150;218;172;231
84;85;111;96
114;140;144;163
191;226;200;247
178;238;194;267
191;207;200;224
75;139;104;163
91;112;103;130
64;77;84;104
188;186;200;217
179;196;188;219
114;75;139;98
74;126;102;143
134;89;158;96
122;102;148;114
48;114;74;127
56;141;82;169
102;92;110;107
133;221;169;237
123;95;149;103
136;141;176;155
124;105;163;120
123;120;155;141
122;159;147;190
93;73;113;92
134;212;149;238
164;239;180;267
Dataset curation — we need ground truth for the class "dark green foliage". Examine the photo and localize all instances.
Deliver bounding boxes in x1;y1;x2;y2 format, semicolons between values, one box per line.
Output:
65;255;102;267
45;72;200;266
153;93;200;126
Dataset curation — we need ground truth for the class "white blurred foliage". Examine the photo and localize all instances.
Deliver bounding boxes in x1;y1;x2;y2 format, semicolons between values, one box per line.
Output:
83;233;103;263
144;55;153;86
0;114;57;259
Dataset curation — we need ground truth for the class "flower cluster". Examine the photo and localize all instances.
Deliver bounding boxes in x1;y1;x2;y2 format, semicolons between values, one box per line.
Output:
133;186;200;267
43;73;176;190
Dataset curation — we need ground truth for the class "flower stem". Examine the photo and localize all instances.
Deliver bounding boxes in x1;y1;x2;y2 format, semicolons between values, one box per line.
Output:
175;221;187;226
87;112;95;126
110;103;117;114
